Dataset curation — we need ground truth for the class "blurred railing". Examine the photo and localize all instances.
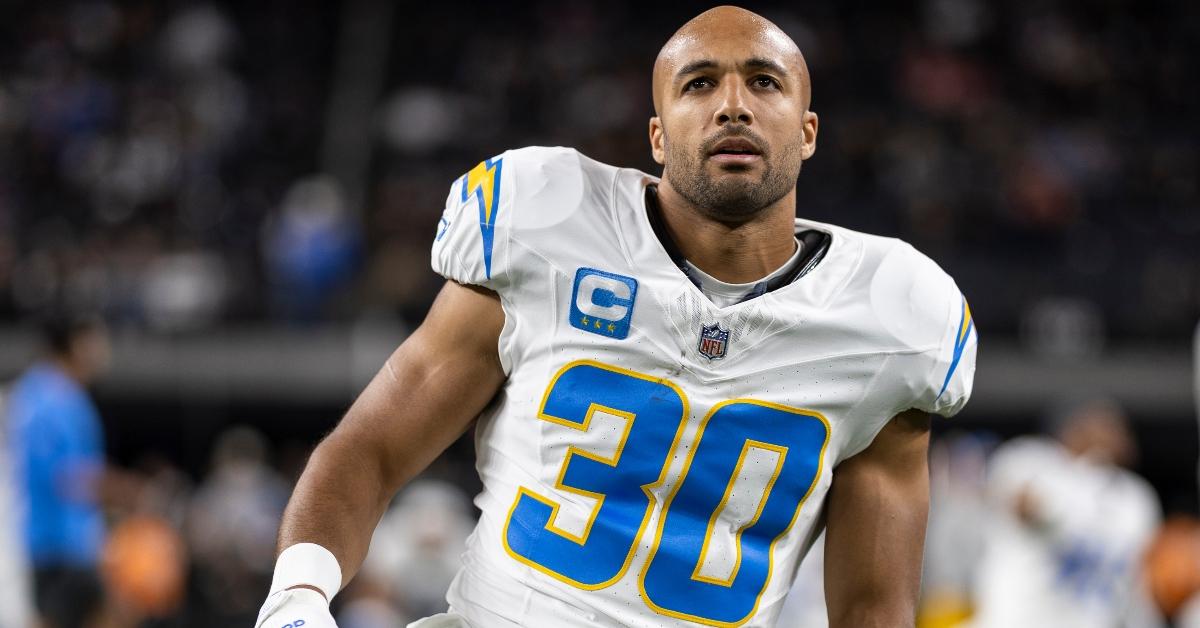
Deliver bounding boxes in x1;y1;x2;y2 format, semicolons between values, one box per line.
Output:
0;326;1192;418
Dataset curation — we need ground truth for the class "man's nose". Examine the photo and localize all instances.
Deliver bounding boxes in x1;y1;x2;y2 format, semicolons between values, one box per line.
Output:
714;80;753;126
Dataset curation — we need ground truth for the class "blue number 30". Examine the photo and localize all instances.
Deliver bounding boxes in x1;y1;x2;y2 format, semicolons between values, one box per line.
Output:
503;361;830;626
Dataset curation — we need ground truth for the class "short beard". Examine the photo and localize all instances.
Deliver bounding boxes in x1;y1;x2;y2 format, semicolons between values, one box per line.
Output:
663;127;801;223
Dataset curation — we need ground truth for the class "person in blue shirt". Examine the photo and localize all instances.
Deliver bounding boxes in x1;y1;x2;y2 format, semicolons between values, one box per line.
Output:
6;313;112;628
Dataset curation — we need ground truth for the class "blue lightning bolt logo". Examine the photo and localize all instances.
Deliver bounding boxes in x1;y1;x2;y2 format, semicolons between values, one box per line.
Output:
460;157;504;279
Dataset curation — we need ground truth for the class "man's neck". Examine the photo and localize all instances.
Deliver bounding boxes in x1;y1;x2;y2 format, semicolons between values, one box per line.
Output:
50;356;89;386
655;178;798;284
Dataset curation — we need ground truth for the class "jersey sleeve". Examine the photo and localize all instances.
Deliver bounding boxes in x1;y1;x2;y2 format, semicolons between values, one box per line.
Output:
430;146;589;291
431;152;513;289
912;263;977;417
871;241;978;418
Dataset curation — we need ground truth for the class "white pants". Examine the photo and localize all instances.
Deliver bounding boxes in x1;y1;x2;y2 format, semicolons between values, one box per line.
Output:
406;611;473;628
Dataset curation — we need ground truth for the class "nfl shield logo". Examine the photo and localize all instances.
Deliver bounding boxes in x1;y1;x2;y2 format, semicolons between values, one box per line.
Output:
697;323;730;360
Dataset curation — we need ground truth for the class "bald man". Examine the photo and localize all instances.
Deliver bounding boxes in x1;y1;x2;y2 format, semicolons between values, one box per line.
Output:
256;6;977;628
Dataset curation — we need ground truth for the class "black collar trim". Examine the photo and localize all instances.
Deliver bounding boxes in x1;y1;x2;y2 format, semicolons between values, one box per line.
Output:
644;185;830;301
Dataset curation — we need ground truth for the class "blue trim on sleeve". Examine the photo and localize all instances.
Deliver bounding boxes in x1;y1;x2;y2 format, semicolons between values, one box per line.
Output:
936;298;973;401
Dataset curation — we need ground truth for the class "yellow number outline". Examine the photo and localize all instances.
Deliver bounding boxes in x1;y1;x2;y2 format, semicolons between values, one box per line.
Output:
637;398;831;627
501;359;690;591
690;439;789;587
518;401;637;546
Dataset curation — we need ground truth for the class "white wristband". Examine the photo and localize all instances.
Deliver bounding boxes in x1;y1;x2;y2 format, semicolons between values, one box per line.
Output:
268;543;343;602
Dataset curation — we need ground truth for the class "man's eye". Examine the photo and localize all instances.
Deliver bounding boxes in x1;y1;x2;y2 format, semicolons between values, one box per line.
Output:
754;76;779;89
685;78;713;91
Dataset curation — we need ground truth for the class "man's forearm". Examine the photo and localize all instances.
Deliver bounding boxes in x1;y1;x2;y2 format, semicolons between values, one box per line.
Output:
829;602;917;628
268;282;507;600
275;432;395;590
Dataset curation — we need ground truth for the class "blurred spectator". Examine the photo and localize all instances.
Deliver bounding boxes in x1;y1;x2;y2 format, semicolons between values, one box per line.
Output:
967;399;1163;628
0;1;1193;338
140;250;228;332
4;313;112;628
132;454;194;530
354;479;474;622
101;513;188;623
919;431;995;628
1143;516;1200;623
1021;297;1106;359
187;425;289;625
0;388;35;628
336;595;408;628
263;175;362;322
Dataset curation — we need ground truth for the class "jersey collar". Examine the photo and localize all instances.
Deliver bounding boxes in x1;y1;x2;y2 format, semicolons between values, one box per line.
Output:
642;184;832;304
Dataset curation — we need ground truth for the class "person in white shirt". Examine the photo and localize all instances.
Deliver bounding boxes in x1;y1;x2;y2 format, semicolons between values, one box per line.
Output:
969;399;1162;628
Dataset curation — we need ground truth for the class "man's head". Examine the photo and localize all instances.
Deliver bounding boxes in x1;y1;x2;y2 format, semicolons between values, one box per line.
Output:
41;311;111;384
1050;398;1137;467
650;6;818;223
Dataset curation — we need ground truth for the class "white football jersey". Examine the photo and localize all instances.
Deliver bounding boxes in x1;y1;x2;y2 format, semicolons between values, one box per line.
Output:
969;437;1162;628
428;146;977;627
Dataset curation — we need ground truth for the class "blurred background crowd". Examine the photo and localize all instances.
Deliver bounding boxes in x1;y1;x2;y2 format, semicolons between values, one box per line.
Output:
0;0;1197;627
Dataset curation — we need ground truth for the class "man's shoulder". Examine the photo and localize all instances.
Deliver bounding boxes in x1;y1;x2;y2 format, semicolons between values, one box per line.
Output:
495;145;625;185
812;222;966;355
802;219;949;278
494;145;580;174
1109;465;1161;516
474;146;627;223
993;435;1063;466
6;365;90;431
985;436;1064;490
802;222;976;416
11;365;81;405
433;146;633;286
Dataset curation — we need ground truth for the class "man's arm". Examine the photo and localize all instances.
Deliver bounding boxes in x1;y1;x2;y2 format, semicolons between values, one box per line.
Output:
276;280;507;592
824;409;932;628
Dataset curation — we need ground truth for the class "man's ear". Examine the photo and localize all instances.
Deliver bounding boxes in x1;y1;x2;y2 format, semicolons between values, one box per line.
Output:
800;110;819;161
649;117;666;165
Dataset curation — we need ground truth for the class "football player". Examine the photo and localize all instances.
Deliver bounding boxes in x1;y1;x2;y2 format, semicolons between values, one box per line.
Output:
968;400;1162;628
256;6;976;627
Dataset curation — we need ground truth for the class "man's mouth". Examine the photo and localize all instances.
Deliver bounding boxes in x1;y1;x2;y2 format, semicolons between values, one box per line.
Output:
708;137;763;164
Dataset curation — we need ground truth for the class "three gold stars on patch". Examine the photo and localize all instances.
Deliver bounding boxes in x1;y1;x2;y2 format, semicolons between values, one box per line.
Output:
579;317;617;333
